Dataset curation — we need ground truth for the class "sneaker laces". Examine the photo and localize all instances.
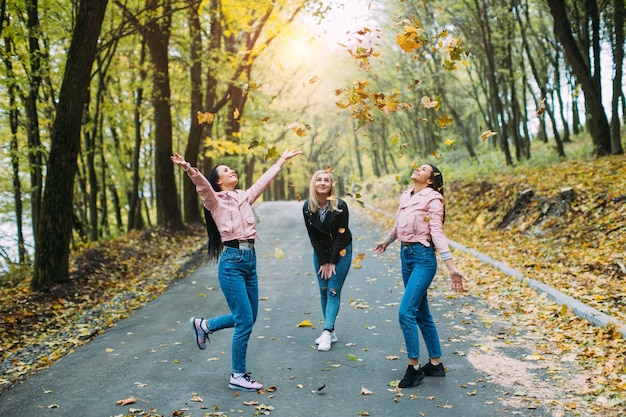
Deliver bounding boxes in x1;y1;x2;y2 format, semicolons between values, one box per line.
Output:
239;372;256;383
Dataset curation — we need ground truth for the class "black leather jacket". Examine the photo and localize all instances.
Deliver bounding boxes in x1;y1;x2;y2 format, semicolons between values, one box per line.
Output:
303;198;352;265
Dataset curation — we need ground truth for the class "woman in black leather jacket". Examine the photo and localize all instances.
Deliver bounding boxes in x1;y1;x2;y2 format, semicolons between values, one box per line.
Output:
303;170;353;351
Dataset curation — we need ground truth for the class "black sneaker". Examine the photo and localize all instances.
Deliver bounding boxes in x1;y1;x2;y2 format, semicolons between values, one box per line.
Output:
421;361;446;377
397;365;425;388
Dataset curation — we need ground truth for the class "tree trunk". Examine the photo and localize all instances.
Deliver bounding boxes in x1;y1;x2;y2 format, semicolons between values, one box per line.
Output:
128;41;147;231
611;0;624;154
4;37;27;264
25;0;43;240
31;0;109;291
547;0;611;156
182;0;204;223
143;0;183;229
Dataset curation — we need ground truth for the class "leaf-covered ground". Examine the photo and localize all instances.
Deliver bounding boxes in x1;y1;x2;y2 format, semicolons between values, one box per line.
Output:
0;225;208;393
0;155;624;415
363;154;626;415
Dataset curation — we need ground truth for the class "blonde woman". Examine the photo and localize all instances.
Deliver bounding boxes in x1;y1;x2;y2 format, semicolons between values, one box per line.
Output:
302;170;353;351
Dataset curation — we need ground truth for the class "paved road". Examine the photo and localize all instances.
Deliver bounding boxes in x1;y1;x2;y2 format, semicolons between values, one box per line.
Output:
0;201;567;417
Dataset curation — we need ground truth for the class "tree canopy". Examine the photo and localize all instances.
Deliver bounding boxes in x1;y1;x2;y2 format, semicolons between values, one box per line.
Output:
0;0;624;289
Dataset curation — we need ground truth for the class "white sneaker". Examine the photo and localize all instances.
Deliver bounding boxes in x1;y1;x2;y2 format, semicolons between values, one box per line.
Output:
315;330;337;345
228;372;263;391
317;331;332;351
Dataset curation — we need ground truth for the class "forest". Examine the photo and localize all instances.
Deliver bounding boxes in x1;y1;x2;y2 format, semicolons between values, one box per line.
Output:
0;0;624;291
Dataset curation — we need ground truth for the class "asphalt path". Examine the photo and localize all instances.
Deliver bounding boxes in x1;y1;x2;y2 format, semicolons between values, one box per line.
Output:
0;201;563;417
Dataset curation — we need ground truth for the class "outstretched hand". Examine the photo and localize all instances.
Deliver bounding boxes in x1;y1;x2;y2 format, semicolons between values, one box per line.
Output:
281;149;303;161
171;153;187;167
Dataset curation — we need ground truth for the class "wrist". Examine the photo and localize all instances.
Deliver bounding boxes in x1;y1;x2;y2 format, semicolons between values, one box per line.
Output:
183;162;191;172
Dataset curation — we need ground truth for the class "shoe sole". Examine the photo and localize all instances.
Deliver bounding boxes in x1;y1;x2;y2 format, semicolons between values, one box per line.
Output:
424;371;446;377
190;317;206;350
228;383;262;391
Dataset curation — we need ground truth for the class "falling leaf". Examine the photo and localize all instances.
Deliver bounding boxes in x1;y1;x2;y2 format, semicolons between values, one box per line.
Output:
481;130;497;141
436;114;454;128
288;122;307;137
264;146;278;161
233;108;240;120
309;75;319;84
339;249;347;257
537;98;547;116
197;111;215;125
444;138;455;147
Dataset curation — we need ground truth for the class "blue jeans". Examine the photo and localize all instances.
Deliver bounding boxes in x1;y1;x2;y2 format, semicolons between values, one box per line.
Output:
313;244;352;331
399;242;441;360
206;247;258;374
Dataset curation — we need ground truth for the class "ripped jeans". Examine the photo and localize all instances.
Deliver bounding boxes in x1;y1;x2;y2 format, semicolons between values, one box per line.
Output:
313;244;352;332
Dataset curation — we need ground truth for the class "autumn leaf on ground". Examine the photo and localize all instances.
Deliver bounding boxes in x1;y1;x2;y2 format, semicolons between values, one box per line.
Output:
360;387;373;395
190;394;203;402
274;248;285;259
297;319;314;327
116;397;136;406
308;75;319;84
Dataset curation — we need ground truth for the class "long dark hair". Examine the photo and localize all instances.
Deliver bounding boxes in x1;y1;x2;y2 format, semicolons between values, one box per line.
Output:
204;165;223;263
427;163;446;222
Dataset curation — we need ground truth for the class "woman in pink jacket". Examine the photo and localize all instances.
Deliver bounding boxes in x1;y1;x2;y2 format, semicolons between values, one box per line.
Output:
172;149;302;392
374;163;466;389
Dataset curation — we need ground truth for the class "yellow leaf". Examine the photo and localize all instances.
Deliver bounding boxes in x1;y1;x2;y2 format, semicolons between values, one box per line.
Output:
197;111;215;125
481;129;497;141
297;319;313;327
436;114;454;128
274;248;285;259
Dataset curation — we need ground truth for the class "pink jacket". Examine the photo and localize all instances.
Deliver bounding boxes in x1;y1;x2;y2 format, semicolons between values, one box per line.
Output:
389;187;451;255
186;159;285;242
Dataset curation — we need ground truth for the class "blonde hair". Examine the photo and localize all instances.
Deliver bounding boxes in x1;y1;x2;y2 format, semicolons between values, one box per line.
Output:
307;170;338;213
